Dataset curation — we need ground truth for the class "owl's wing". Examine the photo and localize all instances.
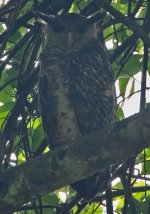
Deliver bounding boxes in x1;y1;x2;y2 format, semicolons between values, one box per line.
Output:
69;40;116;135
70;40;116;199
38;73;57;148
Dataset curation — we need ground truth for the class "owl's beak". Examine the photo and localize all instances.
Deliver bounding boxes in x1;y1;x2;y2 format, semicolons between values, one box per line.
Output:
67;33;74;48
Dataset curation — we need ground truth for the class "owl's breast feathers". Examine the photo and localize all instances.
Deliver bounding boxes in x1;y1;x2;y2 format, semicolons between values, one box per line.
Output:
39;38;116;146
68;40;116;133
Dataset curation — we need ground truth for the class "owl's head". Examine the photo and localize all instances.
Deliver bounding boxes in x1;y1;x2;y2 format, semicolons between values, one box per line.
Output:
38;13;99;49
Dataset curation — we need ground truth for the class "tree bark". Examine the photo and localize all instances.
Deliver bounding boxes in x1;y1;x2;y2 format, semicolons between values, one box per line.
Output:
0;106;150;213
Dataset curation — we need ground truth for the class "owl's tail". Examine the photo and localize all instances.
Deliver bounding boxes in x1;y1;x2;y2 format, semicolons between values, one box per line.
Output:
71;168;111;201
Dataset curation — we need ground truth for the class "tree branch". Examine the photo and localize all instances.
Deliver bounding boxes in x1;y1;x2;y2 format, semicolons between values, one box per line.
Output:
0;106;150;213
96;0;150;47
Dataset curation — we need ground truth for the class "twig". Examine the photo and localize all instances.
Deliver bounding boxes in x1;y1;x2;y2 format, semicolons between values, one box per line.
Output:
0;68;39;168
0;0;22;57
110;35;138;63
0;28;35;77
106;184;113;214
121;173;138;214
140;0;150;111
97;0;150;47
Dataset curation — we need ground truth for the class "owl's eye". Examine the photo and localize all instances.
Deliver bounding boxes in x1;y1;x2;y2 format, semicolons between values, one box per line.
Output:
76;24;88;33
52;24;64;33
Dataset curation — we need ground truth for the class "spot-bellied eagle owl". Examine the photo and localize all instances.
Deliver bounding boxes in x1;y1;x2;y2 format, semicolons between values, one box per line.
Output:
38;13;116;200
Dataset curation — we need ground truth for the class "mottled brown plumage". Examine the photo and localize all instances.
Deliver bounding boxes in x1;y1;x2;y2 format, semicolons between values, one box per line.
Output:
39;13;116;200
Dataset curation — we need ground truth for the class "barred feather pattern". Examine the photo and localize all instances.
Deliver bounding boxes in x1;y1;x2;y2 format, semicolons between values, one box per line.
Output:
39;38;116;199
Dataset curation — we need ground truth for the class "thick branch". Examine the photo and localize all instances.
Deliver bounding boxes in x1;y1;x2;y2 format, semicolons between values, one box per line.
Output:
0;106;150;213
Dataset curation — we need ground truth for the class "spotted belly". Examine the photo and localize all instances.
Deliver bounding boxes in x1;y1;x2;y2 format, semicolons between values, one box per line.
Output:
45;62;80;142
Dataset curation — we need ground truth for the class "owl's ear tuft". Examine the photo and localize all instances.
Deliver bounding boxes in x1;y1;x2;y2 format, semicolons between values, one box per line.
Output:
33;11;55;24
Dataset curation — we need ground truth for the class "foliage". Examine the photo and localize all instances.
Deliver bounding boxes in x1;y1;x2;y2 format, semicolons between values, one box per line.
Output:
0;0;150;213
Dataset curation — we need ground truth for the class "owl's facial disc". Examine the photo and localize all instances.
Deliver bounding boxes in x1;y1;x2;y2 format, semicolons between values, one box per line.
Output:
52;22;64;33
45;13;98;49
66;23;89;48
76;24;88;33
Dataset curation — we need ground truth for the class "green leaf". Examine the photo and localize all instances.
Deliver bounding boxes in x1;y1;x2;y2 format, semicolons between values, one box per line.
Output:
0;68;18;90
104;26;114;41
136;199;150;214
42;208;55;214
80;203;102;214
116;197;124;213
19;1;33;17
0;101;14;112
5;67;18;80
39;194;59;214
0;85;13;103
0;23;4;33
133;181;146;200
31;124;44;152
141;160;150;174
42;193;59;206
117;106;125;120
119;77;129;98
126;198;150;214
112;54;142;78
120;0;128;3
69;0;92;13
7;31;22;49
122;55;142;76
19;27;27;36
112;180;123;190
112;3;128;14
129;78;135;96
136;148;150;164
18;152;26;164
9;31;22;43
115;24;127;42
13;41;28;62
26;210;36;214
28;117;41;130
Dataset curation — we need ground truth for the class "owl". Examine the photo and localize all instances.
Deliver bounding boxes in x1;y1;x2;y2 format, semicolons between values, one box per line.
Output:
38;13;116;200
